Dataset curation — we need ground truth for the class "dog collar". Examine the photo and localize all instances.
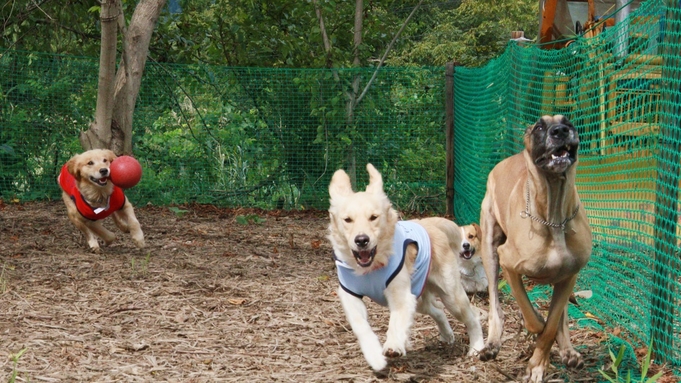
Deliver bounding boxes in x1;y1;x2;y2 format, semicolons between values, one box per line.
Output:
520;179;580;231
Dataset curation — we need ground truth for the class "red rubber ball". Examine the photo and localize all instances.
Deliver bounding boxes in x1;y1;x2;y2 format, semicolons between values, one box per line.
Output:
110;155;142;189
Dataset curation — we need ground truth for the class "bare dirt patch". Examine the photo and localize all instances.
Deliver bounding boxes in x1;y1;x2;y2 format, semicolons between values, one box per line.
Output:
0;201;628;382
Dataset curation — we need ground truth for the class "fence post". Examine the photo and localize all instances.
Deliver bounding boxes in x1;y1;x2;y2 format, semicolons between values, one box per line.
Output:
445;62;455;218
650;1;680;363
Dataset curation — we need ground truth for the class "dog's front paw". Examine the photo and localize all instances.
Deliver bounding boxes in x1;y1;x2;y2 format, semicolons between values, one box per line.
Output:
524;355;550;383
439;331;455;344
560;348;584;369
467;339;485;357
479;341;500;361
382;342;406;358
365;353;388;372
133;238;145;248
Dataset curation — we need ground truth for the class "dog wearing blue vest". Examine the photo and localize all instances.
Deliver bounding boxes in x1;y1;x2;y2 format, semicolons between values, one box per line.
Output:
327;163;484;372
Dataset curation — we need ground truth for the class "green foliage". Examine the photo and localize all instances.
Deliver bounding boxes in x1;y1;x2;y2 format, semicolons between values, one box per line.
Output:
0;52;93;199
391;0;538;67
168;206;189;217
130;253;152;279
2;0;538;69
8;348;28;383
236;214;266;225
599;341;665;383
2;50;447;211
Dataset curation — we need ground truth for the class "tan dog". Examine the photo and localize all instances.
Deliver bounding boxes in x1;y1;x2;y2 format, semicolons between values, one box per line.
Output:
478;115;592;382
328;163;483;371
58;149;145;252
458;223;488;294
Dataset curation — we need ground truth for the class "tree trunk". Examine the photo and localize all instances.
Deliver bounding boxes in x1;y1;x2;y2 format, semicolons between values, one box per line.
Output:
80;0;167;155
81;0;118;150
345;0;363;185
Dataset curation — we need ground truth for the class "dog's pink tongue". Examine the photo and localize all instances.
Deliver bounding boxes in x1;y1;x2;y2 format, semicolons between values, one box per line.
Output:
357;250;372;263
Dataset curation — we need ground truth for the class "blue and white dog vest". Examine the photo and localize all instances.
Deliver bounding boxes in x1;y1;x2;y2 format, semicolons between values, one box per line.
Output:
334;221;432;306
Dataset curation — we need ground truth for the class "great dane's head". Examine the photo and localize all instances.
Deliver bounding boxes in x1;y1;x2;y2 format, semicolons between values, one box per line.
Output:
524;115;580;174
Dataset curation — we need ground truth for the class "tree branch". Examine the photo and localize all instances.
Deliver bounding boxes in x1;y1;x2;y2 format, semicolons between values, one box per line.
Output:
354;0;423;107
313;0;341;83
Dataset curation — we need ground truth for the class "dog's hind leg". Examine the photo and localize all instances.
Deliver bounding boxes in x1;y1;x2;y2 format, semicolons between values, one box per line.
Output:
503;266;545;334
417;290;454;344
338;288;387;372
437;274;485;356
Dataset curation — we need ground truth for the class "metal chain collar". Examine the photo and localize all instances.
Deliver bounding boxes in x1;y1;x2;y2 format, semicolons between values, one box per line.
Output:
519;180;580;231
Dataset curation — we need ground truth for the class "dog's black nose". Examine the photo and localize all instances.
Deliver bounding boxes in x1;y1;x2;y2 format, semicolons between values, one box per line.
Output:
549;124;570;139
99;168;109;176
354;234;370;248
463;242;470;250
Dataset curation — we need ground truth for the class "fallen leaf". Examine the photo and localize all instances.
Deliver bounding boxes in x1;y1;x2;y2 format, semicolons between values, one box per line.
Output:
584;312;603;323
574;290;593;299
228;298;246;305
311;240;321;249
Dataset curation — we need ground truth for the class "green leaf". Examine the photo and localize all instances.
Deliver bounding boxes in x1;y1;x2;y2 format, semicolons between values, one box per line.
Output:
644;371;664;383
598;369;619;383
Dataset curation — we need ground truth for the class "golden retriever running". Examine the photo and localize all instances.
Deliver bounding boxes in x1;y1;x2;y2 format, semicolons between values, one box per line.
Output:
327;163;483;371
57;149;144;252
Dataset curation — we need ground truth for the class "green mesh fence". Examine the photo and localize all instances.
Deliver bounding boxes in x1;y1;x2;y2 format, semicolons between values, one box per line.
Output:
0;56;446;212
454;0;680;372
1;0;680;375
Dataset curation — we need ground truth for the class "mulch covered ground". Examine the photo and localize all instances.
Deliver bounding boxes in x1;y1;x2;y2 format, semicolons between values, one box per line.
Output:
0;201;676;382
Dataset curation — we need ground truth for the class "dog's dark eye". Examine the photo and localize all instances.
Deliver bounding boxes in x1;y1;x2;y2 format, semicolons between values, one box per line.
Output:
369;215;378;221
87;161;94;166
344;217;353;223
468;234;474;239
103;159;108;163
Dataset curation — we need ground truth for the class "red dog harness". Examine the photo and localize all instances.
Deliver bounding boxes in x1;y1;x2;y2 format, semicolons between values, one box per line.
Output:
58;164;126;221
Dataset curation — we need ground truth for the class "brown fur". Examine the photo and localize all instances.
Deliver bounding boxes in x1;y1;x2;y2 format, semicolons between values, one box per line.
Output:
58;149;145;252
478;116;592;382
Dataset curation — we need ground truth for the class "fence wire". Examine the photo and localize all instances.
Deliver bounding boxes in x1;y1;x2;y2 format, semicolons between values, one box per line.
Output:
454;0;680;372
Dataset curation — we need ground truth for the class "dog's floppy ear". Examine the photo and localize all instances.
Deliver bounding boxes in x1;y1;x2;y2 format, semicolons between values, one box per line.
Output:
329;169;353;201
66;154;81;180
472;222;481;238
104;149;117;163
365;163;384;195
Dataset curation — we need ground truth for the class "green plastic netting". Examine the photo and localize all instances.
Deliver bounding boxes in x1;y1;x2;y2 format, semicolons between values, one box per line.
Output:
454;0;680;372
0;0;679;375
0;55;446;212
